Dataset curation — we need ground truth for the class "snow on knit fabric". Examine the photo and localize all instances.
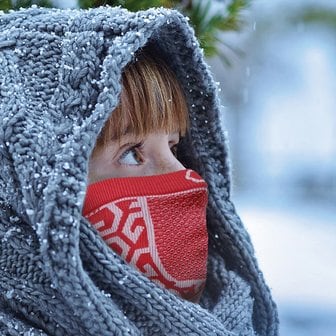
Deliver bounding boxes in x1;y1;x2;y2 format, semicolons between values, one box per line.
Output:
0;6;279;336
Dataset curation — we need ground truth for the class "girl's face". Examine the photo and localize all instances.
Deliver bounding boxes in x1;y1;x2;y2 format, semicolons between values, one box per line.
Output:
88;130;185;184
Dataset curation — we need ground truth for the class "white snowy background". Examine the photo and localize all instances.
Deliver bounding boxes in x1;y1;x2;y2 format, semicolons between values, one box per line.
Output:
49;0;336;334
210;0;336;335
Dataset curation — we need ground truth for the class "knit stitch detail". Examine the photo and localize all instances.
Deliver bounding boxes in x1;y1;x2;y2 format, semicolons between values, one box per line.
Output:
0;6;279;336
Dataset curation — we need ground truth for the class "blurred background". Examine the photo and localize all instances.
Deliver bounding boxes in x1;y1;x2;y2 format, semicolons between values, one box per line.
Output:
209;1;336;335
2;0;336;334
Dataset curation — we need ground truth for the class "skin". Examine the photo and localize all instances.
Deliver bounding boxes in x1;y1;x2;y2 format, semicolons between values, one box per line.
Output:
88;131;185;184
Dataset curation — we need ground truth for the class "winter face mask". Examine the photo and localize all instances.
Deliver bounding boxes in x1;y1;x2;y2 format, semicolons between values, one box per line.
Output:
83;169;208;302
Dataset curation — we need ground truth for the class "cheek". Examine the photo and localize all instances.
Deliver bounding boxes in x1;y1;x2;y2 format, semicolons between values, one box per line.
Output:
114;167;147;178
115;159;154;178
88;151;116;183
88;157;104;184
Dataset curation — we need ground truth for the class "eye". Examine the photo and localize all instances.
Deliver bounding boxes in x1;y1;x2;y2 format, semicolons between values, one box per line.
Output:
119;144;144;166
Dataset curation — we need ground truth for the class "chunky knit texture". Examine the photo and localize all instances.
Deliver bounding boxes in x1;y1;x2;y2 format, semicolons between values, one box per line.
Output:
0;6;279;336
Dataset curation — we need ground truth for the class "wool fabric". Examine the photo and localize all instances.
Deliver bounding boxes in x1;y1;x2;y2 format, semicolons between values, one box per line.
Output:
83;169;209;303
0;5;279;336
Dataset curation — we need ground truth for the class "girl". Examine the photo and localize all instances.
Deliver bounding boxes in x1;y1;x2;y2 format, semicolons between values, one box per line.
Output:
84;46;207;303
0;6;278;336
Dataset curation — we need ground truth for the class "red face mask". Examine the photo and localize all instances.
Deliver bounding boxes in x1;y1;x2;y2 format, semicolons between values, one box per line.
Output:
83;169;208;302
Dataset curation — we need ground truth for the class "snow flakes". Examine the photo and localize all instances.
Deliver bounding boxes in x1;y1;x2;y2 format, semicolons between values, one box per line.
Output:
63;64;74;71
253;21;257;31
26;209;34;216
101;290;111;298
14;47;24;56
118;275;128;285
62;162;70;170
5;289;14;299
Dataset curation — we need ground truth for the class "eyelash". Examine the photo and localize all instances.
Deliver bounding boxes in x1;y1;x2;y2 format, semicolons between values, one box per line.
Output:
171;144;178;157
119;142;144;165
118;141;179;166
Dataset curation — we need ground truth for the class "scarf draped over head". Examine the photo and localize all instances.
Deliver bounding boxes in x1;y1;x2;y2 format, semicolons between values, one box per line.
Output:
0;6;278;336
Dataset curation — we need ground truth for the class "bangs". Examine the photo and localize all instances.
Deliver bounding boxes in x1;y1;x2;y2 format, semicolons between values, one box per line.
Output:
94;47;189;149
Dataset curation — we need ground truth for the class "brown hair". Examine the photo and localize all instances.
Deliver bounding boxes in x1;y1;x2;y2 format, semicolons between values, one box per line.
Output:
93;46;189;154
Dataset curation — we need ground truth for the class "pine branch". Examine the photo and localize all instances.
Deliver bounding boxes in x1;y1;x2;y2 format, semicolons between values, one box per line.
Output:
184;0;250;61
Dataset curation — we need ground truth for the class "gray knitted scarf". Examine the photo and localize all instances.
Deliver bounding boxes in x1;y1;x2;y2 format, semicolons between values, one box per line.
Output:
0;6;278;336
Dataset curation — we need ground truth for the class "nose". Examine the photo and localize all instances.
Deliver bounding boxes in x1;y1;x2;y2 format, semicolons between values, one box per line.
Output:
154;147;185;175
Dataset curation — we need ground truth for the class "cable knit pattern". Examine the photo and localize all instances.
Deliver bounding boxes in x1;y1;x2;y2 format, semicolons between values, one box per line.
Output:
0;6;278;336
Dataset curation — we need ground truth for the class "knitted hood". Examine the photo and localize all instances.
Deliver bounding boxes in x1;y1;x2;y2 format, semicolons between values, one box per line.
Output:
0;6;278;336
